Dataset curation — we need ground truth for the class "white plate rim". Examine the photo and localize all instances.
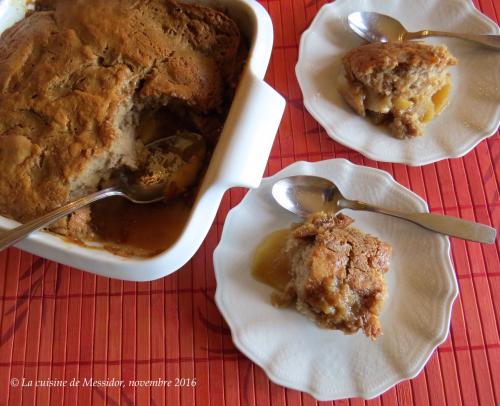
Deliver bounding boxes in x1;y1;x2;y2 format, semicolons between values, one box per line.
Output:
214;158;459;400
295;0;500;166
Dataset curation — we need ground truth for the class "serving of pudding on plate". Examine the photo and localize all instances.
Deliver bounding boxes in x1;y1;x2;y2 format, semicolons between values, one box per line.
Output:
0;0;247;256
338;41;457;139
253;212;392;339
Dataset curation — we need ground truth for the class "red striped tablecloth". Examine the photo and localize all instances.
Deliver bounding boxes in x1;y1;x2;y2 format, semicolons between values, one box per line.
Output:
0;1;499;405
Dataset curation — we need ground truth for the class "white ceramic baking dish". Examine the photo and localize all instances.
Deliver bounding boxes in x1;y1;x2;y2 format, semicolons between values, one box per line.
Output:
0;0;285;281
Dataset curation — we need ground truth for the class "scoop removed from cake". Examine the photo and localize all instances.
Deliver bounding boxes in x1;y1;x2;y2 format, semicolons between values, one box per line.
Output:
0;0;244;243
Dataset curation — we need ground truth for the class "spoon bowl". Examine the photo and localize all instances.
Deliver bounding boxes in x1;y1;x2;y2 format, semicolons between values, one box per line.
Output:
272;175;342;217
112;131;205;204
348;11;406;43
347;11;500;49
272;175;496;244
0;132;204;250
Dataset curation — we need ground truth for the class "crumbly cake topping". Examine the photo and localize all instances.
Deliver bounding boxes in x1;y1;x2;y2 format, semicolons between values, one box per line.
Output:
343;41;456;92
281;212;392;339
0;0;242;222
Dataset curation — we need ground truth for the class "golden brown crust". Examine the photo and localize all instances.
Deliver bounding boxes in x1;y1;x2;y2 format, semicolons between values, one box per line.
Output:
340;41;457;138
0;0;241;222
342;41;457;89
285;212;391;339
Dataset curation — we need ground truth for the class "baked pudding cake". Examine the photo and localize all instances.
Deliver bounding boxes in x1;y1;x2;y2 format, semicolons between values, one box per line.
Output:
0;0;246;254
272;212;392;339
338;41;457;139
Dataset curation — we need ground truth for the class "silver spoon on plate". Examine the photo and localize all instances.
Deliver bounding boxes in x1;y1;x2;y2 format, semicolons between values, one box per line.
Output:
272;176;496;244
0;132;205;250
347;11;500;50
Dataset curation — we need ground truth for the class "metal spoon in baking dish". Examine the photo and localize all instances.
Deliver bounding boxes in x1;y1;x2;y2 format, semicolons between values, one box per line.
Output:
0;132;205;251
348;11;500;50
272;176;496;244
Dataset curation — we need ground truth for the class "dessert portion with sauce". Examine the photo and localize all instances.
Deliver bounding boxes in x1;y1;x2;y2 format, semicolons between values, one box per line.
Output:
338;42;457;139
253;212;392;339
0;0;246;256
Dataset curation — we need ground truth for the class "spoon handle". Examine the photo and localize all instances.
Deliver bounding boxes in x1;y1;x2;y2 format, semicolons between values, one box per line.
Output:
339;199;496;243
0;187;123;251
405;30;500;50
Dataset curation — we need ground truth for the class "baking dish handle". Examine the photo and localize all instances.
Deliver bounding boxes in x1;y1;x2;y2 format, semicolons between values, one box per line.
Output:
215;73;285;189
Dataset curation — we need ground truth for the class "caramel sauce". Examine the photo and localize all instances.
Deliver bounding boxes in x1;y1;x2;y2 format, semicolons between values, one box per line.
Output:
251;229;292;292
90;197;191;257
85;107;209;258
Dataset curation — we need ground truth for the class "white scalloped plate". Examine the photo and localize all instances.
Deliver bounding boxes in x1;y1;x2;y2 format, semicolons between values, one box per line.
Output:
295;0;500;166
214;159;458;400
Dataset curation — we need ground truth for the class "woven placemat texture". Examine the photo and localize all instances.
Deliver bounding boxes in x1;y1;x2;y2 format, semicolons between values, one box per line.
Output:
0;0;498;404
